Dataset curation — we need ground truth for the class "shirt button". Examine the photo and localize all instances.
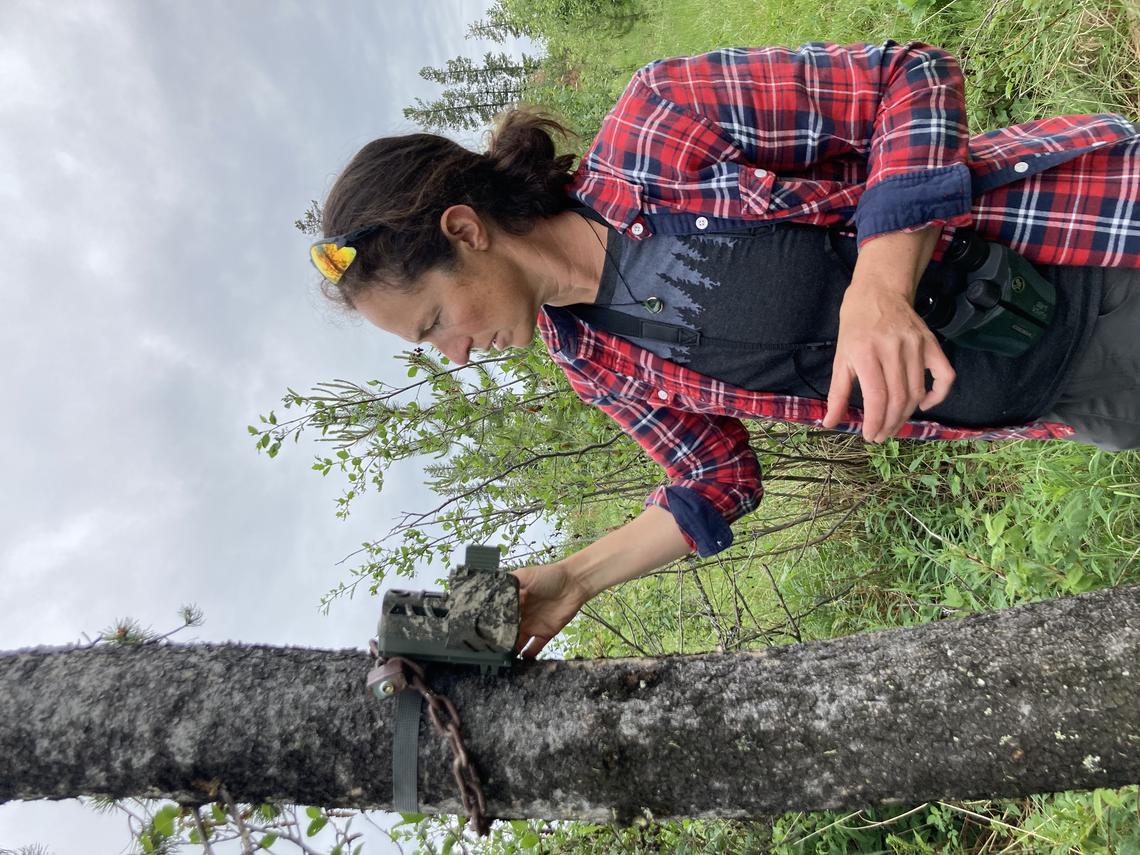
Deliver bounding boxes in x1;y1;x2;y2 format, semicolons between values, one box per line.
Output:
630;222;645;236
753;168;767;178
657;389;669;400
695;216;709;230
1013;161;1029;173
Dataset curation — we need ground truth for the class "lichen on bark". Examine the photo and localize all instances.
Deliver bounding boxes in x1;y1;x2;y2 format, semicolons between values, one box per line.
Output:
2;585;1138;822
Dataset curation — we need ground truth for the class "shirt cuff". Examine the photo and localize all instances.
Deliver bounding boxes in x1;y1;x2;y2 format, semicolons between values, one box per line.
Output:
855;163;972;246
648;485;735;557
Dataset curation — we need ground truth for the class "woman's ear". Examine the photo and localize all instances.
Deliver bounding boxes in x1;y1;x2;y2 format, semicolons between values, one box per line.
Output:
440;205;489;253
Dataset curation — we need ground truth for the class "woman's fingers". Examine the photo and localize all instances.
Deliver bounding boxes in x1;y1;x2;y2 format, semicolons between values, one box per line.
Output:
511;563;587;658
881;336;926;440
518;634;551;658
828;290;957;441
823;364;855;429
919;335;956;411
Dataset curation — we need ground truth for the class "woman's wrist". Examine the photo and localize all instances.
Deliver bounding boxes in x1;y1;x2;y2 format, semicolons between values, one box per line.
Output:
558;505;693;601
558;550;615;602
852;227;942;298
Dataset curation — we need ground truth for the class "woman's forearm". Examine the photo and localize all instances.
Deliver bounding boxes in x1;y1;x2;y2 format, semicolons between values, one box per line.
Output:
851;226;942;297
561;505;692;599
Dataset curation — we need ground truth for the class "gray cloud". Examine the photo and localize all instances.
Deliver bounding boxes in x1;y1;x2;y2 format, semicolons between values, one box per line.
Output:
0;2;536;851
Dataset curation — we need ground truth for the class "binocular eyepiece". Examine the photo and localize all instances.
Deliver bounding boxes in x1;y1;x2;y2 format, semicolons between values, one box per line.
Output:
915;229;1056;357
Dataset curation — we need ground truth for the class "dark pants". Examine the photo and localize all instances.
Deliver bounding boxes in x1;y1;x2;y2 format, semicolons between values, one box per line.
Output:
1044;267;1140;451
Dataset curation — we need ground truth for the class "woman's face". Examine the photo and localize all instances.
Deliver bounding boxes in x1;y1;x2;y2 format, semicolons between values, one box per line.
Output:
353;248;541;366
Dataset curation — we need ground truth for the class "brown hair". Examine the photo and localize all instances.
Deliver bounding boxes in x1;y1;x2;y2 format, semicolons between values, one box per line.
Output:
319;110;578;308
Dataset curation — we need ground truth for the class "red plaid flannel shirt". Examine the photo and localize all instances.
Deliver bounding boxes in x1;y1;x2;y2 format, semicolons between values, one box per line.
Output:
537;41;1140;554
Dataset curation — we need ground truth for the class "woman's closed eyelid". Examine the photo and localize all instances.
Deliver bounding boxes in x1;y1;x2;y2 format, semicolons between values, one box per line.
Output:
417;314;441;342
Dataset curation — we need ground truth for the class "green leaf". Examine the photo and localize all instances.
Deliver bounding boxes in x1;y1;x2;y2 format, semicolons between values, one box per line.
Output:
212;803;227;824
520;831;541;849
140;833;155;854
153;804;179;837
305;806;323;820
306;816;329;837
259;833;279;849
258;803;281;820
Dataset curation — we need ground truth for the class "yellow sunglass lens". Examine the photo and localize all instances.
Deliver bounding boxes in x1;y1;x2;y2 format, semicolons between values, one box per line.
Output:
311;243;357;284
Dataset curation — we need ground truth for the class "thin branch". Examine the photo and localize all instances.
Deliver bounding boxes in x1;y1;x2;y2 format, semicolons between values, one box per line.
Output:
397;432;624;527
191;807;217;855
580;604;650;656
760;563;802;644
218;786;253;855
689;566;729;650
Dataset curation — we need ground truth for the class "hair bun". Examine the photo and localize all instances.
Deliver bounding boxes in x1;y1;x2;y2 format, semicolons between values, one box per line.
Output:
487;110;578;216
318;109;578;306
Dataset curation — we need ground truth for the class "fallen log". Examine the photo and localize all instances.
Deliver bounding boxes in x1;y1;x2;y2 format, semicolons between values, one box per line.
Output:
2;585;1137;822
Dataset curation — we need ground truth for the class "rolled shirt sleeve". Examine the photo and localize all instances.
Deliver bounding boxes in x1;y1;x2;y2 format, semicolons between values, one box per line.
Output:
556;357;764;557
850;42;973;244
584;41;975;246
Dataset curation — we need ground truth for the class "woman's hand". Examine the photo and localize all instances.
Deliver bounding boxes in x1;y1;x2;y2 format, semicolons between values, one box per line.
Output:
510;507;693;658
823;283;955;441
511;562;593;658
822;227;955;441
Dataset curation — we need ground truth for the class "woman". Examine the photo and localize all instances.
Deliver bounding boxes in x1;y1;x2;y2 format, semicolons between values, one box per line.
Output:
311;41;1140;657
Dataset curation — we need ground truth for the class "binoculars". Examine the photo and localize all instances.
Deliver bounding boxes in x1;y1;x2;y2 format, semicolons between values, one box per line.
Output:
916;229;1056;357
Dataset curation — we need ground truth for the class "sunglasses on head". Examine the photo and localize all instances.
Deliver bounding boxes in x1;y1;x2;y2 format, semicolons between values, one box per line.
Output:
309;224;382;285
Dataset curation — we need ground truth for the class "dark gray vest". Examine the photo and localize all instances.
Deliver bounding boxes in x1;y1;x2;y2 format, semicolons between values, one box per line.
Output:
566;218;1101;428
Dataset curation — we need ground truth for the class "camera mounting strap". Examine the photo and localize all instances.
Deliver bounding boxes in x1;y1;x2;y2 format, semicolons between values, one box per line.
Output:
393;687;423;812
367;651;422;812
367;648;491;835
563;302;702;346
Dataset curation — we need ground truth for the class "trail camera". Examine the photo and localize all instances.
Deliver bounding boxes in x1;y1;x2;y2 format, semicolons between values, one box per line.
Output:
373;545;518;683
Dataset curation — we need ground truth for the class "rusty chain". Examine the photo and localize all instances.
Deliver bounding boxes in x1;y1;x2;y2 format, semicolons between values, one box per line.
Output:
369;646;490;836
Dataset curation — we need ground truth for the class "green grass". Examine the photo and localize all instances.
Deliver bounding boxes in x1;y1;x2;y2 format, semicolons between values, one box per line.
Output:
389;1;1140;851
526;0;1140;137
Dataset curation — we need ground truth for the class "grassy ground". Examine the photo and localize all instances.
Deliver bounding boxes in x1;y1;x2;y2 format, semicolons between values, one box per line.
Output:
534;0;1140;137
398;1;1140;852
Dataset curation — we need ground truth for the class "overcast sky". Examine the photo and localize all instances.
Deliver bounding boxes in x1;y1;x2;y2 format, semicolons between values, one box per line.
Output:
0;2;531;851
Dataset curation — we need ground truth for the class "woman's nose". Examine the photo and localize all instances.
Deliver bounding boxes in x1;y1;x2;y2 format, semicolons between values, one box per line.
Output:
438;336;472;365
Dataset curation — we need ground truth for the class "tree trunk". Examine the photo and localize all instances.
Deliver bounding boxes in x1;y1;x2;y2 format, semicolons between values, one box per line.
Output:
2;585;1138;822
